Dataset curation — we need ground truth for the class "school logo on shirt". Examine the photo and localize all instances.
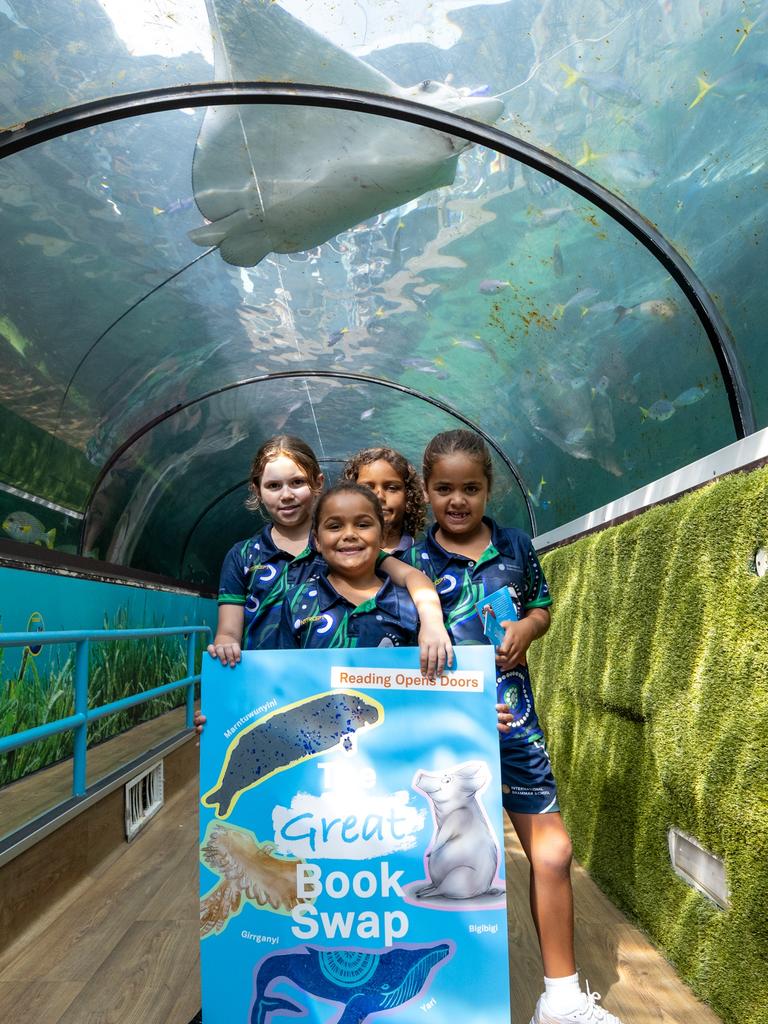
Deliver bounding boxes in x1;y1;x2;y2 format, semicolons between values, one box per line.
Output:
248;563;278;583
435;573;457;595
316;613;335;635
295;613;335;634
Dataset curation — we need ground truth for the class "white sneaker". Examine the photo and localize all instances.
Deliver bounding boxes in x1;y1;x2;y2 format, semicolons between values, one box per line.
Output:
529;982;625;1024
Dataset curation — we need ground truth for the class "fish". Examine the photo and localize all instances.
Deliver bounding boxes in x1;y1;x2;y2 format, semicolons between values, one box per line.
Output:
250;943;453;1024
591;375;610;397
154;196;195;215
360;407;375;420
560;64;642;106
201;690;382;818
577;143;659;188
402;358;439;372
478;279;508;294
188;1;503;266
641;399;676;422
532;424;623;477
200;822;309;936
528;476;547;508
0;313;32;357
689;60;768;109
552;242;564;277
2;511;56;548
733;12;767;55
451;338;485;351
583;300;616;316
673;385;709;407
328;327;349;346
614;299;677;324
528;205;572;227
552;287;600;319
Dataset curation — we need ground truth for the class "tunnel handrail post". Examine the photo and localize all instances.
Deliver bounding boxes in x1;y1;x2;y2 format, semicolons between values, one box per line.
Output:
72;638;89;797
185;630;197;730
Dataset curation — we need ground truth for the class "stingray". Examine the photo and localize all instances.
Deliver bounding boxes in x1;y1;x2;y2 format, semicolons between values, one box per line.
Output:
189;0;504;266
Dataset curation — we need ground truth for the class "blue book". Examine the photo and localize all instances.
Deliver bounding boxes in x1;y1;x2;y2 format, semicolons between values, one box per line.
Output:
475;586;520;646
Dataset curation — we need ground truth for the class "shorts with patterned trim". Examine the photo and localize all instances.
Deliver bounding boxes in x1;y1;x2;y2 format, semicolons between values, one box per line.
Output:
499;736;560;815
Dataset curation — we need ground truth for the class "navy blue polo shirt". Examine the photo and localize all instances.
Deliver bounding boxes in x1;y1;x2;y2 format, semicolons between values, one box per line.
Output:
217;525;324;650
387;532;415;559
277;570;419;650
404;518;552;743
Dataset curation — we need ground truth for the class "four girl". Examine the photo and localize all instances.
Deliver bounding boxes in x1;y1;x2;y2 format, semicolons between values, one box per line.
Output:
206;434;450;675
201;429;623;1024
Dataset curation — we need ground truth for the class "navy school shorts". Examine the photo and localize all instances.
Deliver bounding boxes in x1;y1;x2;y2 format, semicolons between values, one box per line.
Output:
499;735;560;815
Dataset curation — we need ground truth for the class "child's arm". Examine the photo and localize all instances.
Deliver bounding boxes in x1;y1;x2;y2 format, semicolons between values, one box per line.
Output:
495;608;550;670
195;604;244;734
207;604;245;667
380;556;453;678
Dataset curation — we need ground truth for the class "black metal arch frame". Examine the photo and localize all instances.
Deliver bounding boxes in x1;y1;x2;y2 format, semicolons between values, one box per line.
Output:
81;370;538;558
0;80;755;441
177;456;377;579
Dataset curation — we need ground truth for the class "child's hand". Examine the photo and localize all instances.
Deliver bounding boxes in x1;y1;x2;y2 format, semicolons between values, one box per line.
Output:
496;702;513;735
207;638;241;667
417;622;454;679
495;619;533;670
193;709;206;735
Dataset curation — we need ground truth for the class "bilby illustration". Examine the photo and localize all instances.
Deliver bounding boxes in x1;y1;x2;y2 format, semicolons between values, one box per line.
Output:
413;761;503;900
202;690;382;818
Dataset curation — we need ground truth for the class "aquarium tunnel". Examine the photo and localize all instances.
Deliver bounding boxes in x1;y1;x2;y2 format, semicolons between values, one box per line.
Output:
0;2;766;1023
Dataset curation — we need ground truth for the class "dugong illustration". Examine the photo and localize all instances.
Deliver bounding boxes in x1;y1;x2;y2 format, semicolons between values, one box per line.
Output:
189;0;504;266
412;761;504;900
202;690;382;818
250;943;453;1024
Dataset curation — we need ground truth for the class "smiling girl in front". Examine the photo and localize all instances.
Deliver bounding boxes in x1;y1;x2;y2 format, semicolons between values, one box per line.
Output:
207;435;449;672
407;429;624;1024
278;482;419;650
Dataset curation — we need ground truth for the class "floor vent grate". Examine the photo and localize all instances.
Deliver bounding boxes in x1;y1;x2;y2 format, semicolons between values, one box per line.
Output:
125;761;164;840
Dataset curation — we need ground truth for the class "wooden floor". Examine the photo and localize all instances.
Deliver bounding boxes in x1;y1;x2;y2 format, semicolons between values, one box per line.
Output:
502;817;723;1024
0;770;723;1024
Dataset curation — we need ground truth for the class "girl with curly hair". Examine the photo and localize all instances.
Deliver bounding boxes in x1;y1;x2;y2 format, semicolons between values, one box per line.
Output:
342;446;426;555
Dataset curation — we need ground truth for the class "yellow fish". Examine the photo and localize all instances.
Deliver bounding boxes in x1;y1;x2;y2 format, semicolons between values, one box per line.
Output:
689;75;714;109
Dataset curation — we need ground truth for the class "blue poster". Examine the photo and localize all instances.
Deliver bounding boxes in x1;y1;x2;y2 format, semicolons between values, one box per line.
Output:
199;646;511;1024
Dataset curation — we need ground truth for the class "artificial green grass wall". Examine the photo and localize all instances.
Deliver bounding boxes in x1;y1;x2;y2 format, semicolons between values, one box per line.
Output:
530;464;768;1024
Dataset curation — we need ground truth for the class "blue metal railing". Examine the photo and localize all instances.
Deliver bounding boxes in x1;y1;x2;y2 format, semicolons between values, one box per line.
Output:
0;626;211;797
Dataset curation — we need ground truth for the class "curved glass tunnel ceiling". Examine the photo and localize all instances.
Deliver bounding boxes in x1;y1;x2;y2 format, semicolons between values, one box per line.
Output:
89;377;530;582
0;0;765;589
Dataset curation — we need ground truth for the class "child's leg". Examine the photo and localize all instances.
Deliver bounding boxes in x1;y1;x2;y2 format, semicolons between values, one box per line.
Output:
508;810;575;978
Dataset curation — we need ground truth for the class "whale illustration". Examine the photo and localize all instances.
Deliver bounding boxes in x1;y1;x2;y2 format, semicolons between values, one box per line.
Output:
250;943;453;1024
189;0;504;266
201;690;383;818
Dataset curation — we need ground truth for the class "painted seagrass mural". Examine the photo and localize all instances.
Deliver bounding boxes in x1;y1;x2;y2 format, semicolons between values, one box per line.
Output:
0;567;215;787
